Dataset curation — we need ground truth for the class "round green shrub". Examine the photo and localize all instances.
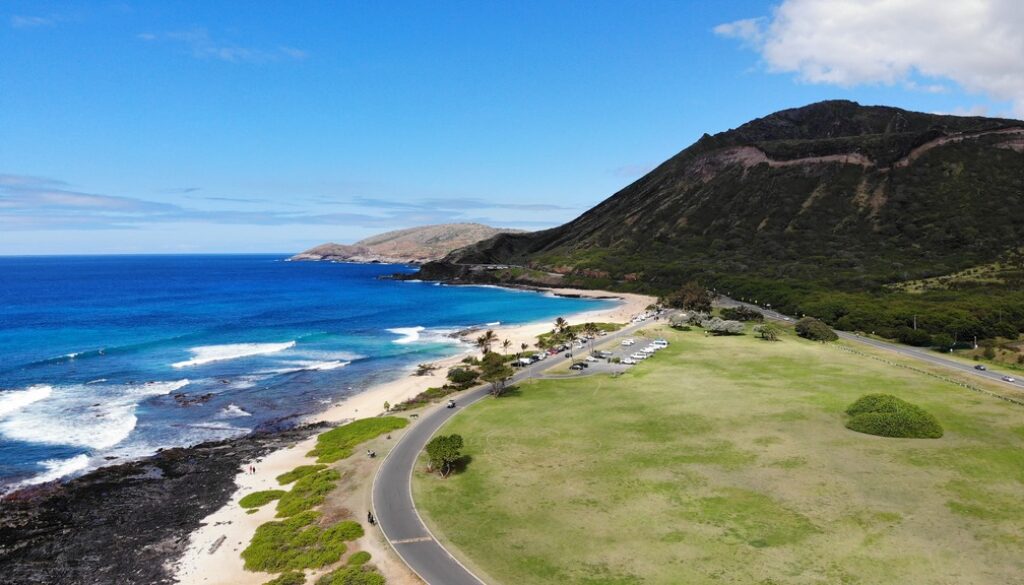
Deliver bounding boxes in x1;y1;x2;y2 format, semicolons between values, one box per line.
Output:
844;394;943;439
346;551;371;566
241;512;363;572
795;317;838;342
265;572;306;585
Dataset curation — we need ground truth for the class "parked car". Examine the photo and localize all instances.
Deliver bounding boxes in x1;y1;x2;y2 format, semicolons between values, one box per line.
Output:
975;364;987;371
569;363;585;371
564;352;572;359
1003;376;1016;383
622;358;637;365
585;356;600;363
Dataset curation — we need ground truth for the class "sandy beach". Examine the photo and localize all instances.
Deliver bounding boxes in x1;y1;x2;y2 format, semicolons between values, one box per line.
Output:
172;286;655;585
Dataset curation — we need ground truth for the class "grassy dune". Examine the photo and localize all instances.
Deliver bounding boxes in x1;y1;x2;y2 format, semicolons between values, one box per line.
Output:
413;326;1024;585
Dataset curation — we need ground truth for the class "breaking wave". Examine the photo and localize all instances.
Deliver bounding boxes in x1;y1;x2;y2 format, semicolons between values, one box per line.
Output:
172;341;297;368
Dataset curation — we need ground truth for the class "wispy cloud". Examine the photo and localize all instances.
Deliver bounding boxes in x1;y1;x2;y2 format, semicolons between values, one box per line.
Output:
10;15;54;29
159;186;202;194
138;28;307;63
0;173;555;231
346;196;573;212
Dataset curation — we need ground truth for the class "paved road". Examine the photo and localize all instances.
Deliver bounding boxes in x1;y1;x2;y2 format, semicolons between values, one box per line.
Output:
371;316;658;585
718;297;1024;390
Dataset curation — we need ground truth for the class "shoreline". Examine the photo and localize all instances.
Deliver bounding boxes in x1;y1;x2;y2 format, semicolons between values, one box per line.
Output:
172;285;655;585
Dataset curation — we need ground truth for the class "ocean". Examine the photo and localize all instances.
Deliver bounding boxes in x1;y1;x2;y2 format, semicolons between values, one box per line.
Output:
0;255;613;490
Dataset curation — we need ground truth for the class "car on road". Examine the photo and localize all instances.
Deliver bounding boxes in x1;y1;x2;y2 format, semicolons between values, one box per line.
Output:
621;339;635;346
1003;376;1016;383
569;363;584;371
975;364;987;370
630;352;648;360
622;358;637;365
446;399;456;408
585;356;600;363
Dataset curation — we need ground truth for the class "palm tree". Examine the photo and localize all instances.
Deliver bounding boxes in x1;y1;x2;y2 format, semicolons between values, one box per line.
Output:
476;329;497;355
554;317;568;334
502;339;512;355
521;342;528;355
566;330;578;363
583;322;599;353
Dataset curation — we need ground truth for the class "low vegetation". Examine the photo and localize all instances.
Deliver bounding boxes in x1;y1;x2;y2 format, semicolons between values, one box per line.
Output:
345;551;371;566
239;490;286;509
241;511;363;572
315;565;385;585
277;465;327;486
264;572;306;585
276;469;341;517
308;417;409;463
845;394;944;439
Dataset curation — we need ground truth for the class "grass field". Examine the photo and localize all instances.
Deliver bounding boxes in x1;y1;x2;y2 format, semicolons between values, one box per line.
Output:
413;326;1024;585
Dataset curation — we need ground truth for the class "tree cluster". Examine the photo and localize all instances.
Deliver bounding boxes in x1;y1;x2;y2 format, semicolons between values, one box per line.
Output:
425;434;464;477
795;317;838;342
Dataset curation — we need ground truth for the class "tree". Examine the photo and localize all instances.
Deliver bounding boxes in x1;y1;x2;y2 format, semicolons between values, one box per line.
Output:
425;434;464;477
705;317;745;335
582;322;599;352
446;367;478;389
754;323;781;341
501;339;512;355
476;329;497;355
662;281;714;312
795;317;838;342
520;342;528;356
554;317;568;334
721;306;764;322
932;332;955;352
480;352;514;396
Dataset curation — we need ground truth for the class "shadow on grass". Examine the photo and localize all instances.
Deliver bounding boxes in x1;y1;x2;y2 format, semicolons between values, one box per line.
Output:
496;385;523;398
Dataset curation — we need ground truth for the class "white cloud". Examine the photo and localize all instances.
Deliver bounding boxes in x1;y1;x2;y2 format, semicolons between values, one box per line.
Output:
10;15;54;28
138;28;307;63
715;0;1024;116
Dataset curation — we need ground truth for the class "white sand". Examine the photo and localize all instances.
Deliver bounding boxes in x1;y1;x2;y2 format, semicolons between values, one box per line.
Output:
172;286;656;585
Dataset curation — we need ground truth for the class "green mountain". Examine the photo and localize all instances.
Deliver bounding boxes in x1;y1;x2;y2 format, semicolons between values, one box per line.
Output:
421;101;1024;343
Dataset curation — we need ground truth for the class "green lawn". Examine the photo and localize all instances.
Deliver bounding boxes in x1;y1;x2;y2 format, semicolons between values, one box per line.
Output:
413;326;1024;585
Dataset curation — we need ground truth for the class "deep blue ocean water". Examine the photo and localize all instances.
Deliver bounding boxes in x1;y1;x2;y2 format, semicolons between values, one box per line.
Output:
0;255;613;489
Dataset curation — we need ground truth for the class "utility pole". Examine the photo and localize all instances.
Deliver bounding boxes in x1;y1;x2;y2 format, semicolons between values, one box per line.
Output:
913;315;917;330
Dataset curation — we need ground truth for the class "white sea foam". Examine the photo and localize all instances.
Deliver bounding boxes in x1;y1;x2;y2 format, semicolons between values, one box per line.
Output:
16;454;91;487
387;326;425;344
263;360;351;375
0;380;189;450
172;341;296;368
486;321;501;326
216;404;252;419
0;385;53;417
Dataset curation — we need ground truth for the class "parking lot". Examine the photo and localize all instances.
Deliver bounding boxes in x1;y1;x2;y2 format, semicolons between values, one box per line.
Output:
544;334;668;378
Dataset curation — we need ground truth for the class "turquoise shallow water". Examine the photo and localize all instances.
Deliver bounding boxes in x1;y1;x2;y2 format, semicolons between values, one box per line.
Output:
0;255;613;489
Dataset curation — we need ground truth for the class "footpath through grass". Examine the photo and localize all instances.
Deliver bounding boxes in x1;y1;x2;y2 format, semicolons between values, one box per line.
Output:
414;326;1024;585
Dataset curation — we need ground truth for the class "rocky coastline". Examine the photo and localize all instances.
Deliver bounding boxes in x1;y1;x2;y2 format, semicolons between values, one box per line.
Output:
0;421;326;585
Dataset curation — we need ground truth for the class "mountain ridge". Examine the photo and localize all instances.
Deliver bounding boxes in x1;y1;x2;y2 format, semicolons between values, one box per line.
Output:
291;223;524;264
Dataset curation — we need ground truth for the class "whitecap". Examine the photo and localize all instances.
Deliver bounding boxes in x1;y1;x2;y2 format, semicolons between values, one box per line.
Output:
15;454;90;487
172;341;296;368
387;326;425;344
216;404;252;419
0;385;53;417
0;380;189;450
262;360;351;375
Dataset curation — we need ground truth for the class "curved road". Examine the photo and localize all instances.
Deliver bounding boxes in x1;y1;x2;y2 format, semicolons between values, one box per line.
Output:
371;317;657;585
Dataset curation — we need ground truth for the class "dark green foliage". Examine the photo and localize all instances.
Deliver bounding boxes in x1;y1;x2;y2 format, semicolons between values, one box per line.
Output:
844;394;943;439
721;306;764;321
480;352;514;396
277;465;328;486
240;490;286;509
795;317;838;342
264;572;306;585
426;434;464;477
895;327;934;347
662;281;713;312
241;512;362;572
346;551;371;566
315;566;385;585
446;367;479;389
754;323;781;341
276;470;341;517
308;417;409;464
932;333;955;351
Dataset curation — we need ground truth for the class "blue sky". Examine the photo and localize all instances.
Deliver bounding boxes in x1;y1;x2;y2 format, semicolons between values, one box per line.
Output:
1;1;1020;254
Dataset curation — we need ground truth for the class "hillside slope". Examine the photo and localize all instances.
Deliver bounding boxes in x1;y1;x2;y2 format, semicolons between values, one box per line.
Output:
423;101;1024;342
292;223;523;264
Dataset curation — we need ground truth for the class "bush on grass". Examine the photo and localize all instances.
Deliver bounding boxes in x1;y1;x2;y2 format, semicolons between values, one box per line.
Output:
308;417;409;464
844;394;943;439
315;565;385;585
346;551;371;566
795;317;838;342
240;490;286;509
241;511;363;572
277;465;327;485
276;469;341;517
264;572;306;585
